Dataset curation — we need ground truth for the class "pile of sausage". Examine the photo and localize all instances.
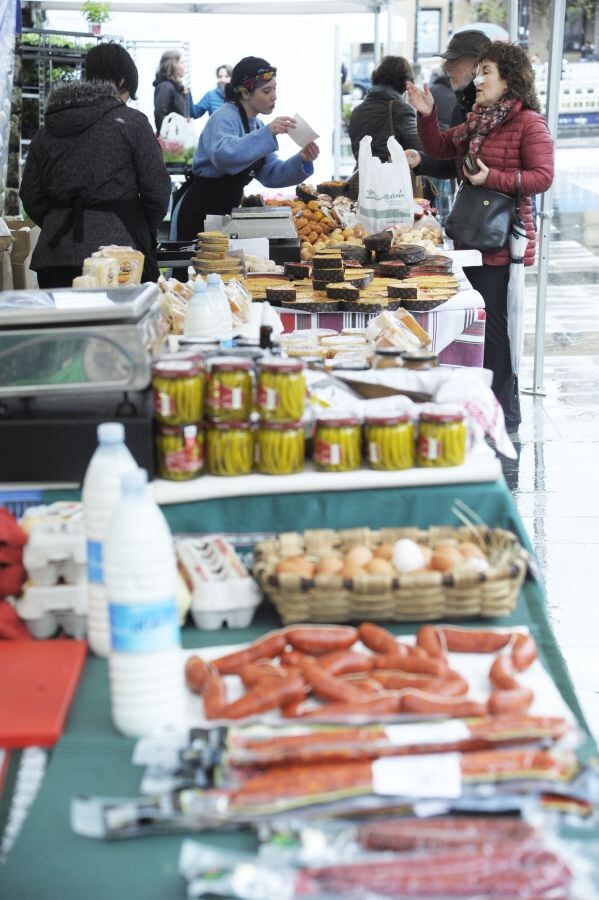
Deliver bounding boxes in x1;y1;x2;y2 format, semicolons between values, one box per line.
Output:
185;621;539;721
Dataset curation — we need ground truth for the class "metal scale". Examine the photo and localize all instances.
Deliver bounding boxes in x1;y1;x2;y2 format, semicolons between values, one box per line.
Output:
0;284;165;483
220;206;300;264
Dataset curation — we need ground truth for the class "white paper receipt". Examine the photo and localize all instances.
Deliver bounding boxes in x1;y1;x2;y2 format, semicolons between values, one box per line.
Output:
288;113;320;148
372;753;462;799
385;721;471;747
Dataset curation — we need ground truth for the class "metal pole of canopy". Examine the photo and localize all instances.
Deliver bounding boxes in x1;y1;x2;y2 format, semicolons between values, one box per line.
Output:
333;25;342;179
374;6;381;63
386;0;394;54
508;0;519;43
524;0;566;396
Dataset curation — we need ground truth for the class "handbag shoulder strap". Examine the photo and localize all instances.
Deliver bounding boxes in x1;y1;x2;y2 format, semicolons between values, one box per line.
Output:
514;170;522;222
388;100;395;139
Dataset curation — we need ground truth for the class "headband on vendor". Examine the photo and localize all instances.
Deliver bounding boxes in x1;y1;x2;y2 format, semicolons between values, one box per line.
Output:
225;56;277;100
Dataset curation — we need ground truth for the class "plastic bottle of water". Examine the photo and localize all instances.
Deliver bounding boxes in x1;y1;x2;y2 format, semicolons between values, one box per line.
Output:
206;272;233;342
104;468;185;738
82;422;137;657
183;278;212;338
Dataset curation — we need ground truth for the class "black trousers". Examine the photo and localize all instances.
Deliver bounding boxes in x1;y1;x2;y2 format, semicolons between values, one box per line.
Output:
37;266;82;289
463;263;521;430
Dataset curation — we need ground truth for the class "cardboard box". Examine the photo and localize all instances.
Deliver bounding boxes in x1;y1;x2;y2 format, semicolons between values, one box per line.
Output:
4;217;40;289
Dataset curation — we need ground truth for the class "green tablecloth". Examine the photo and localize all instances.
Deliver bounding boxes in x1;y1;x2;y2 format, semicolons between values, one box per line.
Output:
1;479;596;899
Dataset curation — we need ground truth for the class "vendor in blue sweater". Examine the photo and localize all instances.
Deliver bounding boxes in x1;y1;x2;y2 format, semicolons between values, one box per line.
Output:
191;64;232;118
173;56;319;240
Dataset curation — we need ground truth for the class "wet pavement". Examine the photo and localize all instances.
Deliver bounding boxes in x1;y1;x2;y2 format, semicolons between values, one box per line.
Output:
500;141;599;741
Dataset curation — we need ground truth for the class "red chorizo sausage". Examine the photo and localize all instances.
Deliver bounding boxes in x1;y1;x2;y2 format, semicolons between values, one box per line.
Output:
319;649;374;676
220;673;306;720
298;657;366;703
212;632;287;675
239;661;287;688
280;648;312;667
401;690;487;717
511;633;537;672
299;694;403;719
439;627;512;654
488;687;534;715
371;670;446;692
184;655;211;694
489;655;520;691
372;652;448;676
357;622;401;654
415;624;445;658
285;624;357;655
202;664;227;720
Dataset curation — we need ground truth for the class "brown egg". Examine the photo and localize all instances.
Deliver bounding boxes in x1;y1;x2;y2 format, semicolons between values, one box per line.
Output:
345;545;373;567
373;543;394;561
430;548;462;572
420;546;433;567
366;557;394;575
340;560;367;579
460;541;486;559
316;555;344;576
276;555;315;578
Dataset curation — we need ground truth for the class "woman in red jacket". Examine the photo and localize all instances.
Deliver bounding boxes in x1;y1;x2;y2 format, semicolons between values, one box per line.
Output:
407;42;554;431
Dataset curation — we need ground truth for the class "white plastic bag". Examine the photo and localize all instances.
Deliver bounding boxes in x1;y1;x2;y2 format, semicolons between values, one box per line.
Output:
357;135;413;234
159;112;197;150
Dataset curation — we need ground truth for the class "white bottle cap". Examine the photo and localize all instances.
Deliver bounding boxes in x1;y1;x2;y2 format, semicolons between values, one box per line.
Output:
121;468;147;495
207;272;222;284
97;422;125;444
192;278;207;293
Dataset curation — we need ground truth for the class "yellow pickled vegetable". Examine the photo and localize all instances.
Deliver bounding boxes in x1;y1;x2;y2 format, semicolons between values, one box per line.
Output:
416;410;466;467
365;416;414;470
206;357;253;422
313;415;361;472
206;423;254;476
155;424;204;480
152;359;204;426
258;360;306;422
256;423;305;475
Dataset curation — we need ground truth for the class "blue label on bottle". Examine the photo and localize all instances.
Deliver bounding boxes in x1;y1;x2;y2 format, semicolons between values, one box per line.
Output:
109;599;179;653
87;540;103;584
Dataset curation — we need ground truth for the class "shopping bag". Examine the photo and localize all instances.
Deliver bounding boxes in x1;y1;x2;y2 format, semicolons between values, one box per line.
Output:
357;135;413;234
159;112;197;150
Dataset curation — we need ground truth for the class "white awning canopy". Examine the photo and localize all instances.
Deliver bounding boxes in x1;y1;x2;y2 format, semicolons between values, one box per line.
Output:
23;0;383;13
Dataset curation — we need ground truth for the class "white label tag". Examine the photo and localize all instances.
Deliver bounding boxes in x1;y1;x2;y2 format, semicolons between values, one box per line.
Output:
385;721;470;747
372;753;462;799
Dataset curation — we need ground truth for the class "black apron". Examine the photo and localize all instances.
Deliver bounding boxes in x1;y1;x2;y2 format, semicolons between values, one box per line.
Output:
174;102;265;241
48;196;160;282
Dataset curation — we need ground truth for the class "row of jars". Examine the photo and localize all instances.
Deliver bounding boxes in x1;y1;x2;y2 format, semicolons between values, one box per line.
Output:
154;408;467;481
152;355;306;426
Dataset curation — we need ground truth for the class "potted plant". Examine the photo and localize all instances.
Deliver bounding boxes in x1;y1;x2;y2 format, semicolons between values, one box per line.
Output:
82;1;111;35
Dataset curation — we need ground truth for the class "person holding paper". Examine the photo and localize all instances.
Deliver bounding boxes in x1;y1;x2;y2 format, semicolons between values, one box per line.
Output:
172;56;319;240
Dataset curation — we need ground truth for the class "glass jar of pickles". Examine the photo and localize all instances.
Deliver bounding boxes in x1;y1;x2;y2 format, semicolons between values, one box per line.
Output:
416;407;467;467
152;358;204;426
257;359;306;422
256;421;305;475
206;421;254;476
206;357;253;422
364;414;414;470
155;423;204;480
313;413;361;472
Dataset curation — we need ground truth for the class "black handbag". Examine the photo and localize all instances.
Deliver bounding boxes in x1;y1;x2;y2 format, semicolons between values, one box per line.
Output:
444;173;522;252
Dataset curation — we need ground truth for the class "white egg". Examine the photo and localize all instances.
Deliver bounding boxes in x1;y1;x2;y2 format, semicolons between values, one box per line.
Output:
392;538;426;574
461;557;491;574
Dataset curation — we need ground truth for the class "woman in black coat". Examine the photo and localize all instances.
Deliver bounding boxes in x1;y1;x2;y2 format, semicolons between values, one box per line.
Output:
19;43;171;288
153;49;192;134
347;55;422;200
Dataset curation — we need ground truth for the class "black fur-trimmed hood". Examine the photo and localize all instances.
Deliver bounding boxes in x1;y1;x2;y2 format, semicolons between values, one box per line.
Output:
45;80;124;137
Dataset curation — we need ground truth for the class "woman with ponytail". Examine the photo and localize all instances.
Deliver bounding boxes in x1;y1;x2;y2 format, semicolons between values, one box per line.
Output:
172;56;319;240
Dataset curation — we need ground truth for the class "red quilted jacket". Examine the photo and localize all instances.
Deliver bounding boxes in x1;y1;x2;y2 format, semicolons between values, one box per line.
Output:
417;100;554;266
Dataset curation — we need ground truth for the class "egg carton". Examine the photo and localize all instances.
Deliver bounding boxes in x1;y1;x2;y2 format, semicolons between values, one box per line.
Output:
176;535;261;630
17;582;87;639
21;502;86;586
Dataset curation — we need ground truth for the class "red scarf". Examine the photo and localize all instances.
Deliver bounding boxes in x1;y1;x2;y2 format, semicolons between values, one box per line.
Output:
452;98;519;158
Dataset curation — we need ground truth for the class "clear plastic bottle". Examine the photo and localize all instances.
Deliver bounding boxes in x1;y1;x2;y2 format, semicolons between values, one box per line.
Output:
206;272;233;342
183;278;212;338
82;422;137;657
104;468;185;738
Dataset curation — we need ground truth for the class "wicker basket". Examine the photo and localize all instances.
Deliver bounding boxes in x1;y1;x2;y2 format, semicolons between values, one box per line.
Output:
252;526;528;625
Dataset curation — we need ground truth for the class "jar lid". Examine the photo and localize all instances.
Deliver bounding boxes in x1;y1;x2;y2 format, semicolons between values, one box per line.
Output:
331;360;370;371
152;358;203;378
420;406;464;424
208;420;251;430
365;413;410;426
156;422;203;437
374;348;406;357
316;412;361;427
260;358;303;374
402;351;438;363
210;356;253;372
259;420;303;431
